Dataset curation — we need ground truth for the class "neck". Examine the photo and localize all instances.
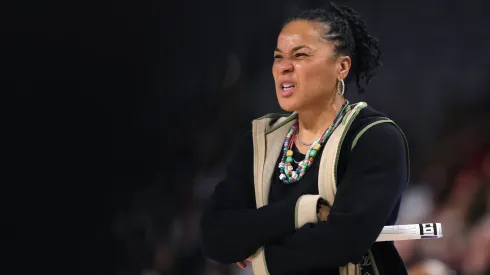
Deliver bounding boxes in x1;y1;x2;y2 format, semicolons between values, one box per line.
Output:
296;95;345;143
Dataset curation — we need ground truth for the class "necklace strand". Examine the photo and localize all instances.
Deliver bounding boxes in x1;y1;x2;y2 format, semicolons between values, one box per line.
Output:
296;135;313;146
278;100;350;184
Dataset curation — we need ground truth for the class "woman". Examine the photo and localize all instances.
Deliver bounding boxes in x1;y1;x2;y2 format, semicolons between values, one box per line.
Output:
200;2;409;275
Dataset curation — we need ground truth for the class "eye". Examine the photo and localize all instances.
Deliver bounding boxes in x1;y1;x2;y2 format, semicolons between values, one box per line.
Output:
294;53;309;58
274;54;283;59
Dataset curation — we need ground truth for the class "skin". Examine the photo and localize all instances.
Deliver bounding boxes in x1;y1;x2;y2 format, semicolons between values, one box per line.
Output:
273;20;351;154
236;20;350;269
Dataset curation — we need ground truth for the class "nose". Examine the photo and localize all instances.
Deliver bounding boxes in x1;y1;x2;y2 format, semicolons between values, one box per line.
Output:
277;60;294;74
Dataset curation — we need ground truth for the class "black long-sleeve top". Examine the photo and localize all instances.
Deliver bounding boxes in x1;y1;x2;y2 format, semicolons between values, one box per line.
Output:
200;106;409;275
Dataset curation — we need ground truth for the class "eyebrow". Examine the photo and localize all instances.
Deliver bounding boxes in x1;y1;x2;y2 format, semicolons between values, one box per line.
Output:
274;45;312;53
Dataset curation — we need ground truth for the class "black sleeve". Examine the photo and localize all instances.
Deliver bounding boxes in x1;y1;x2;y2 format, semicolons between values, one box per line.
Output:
200;131;300;264
263;123;409;274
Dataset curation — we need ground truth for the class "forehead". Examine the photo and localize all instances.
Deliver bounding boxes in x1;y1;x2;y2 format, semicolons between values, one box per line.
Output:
277;20;330;51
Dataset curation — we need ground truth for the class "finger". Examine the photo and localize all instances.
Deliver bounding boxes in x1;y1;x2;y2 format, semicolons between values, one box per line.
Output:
319;208;330;221
320;205;331;212
236;261;247;269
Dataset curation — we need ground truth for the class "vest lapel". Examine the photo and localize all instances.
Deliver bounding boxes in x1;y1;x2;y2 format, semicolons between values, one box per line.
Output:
251;115;296;275
319;102;367;206
318;102;367;275
252;119;267;209
262;118;296;206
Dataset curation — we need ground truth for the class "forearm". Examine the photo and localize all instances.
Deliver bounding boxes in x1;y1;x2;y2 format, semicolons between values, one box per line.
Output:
200;194;299;263
201;129;301;263
263;213;388;274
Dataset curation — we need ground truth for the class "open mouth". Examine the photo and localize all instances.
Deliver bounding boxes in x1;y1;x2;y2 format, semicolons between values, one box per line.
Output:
282;83;295;90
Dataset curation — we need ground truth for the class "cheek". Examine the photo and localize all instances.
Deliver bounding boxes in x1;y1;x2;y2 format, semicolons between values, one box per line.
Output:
272;64;280;81
298;63;336;90
271;65;277;76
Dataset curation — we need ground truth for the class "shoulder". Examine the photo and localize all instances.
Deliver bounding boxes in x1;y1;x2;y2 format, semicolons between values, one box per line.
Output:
253;112;297;135
333;103;410;188
346;103;409;163
345;104;408;152
349;104;390;131
345;104;410;178
254;112;292;121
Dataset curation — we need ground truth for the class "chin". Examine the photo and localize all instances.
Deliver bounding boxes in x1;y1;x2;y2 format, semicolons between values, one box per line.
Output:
277;97;300;112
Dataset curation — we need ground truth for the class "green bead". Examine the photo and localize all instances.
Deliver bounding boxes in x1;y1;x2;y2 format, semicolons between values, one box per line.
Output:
286;156;293;163
309;150;317;157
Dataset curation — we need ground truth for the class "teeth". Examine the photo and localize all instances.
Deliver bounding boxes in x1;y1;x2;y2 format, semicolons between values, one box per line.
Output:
282;83;294;88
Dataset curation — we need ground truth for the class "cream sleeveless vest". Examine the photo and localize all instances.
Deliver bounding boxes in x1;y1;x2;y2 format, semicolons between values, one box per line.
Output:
250;102;401;275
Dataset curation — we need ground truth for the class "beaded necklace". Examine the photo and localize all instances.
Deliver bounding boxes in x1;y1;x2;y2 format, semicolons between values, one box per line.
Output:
278;100;350;184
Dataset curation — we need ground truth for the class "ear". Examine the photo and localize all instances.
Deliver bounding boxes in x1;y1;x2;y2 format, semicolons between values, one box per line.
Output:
338;56;351;80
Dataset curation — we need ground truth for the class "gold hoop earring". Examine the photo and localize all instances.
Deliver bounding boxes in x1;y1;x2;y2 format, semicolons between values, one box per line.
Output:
337;79;345;96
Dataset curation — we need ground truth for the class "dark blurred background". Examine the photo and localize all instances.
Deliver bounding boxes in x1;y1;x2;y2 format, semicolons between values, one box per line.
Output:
7;0;490;274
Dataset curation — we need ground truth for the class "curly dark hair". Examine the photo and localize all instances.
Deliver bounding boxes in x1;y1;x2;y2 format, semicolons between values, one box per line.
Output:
286;2;382;93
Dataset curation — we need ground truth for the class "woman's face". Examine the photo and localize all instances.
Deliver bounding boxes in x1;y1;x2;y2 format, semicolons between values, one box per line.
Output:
272;20;348;112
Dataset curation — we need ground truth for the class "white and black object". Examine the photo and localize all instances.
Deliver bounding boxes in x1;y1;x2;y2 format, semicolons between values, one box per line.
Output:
376;223;443;242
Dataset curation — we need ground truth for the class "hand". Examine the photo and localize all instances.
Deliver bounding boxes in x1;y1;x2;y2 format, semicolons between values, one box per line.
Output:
318;205;330;222
236;257;252;269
